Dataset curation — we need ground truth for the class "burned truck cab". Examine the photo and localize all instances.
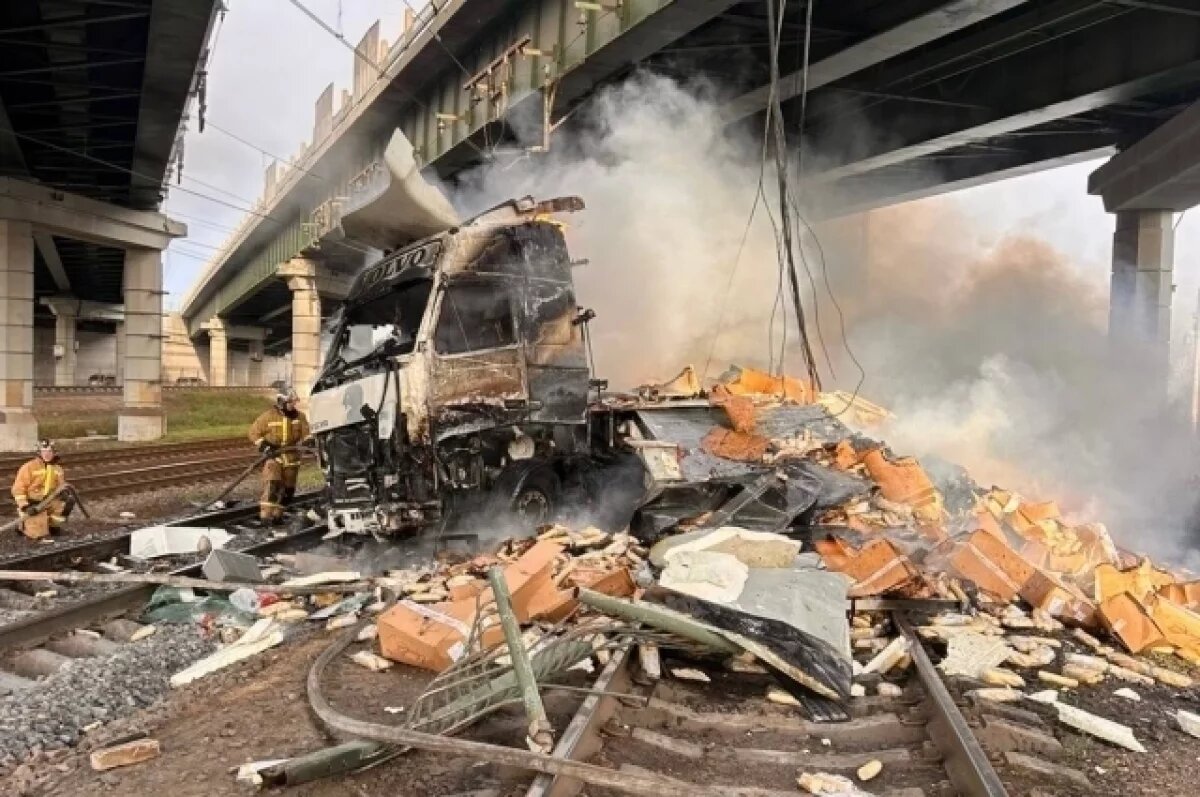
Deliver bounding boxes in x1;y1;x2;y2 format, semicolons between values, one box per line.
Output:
309;196;591;536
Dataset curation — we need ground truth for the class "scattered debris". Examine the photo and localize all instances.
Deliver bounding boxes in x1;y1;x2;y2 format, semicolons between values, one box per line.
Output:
671;668;711;683
170;619;285;686
1177;709;1200;739
797;771;874;796
129;526;232;558
1040;700;1146;753
856;759;883;782
89;738;160;771
201;548;263;583
350;650;393;672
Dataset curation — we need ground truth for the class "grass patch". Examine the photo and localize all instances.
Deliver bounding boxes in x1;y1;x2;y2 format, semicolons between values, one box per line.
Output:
39;391;274;442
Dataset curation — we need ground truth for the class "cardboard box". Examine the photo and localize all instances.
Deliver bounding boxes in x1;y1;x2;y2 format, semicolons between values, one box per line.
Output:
1094;560;1176;603
949;529;1035;602
502;540;564;623
1158;580;1200;609
820;538;923;598
861;449;943;523
377;599;502;671
1020;569;1096;628
573;565;636;598
1099;592;1167;654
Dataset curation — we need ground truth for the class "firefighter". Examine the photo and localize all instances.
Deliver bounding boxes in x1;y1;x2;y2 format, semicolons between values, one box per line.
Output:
10;439;72;539
249;387;310;524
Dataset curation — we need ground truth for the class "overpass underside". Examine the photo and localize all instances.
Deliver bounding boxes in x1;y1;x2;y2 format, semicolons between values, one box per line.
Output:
0;1;219;449
184;0;1200;396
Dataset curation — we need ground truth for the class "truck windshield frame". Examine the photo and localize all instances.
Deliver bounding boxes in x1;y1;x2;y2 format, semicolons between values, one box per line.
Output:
326;277;433;371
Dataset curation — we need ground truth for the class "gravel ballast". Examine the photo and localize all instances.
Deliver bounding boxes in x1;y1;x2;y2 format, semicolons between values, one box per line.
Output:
0;625;214;771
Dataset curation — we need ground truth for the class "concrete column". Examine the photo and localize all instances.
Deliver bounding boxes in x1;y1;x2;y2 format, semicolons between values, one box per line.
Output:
1109;210;1175;388
0;220;36;450
119;248;164;441
280;259;322;401
54;309;78;387
114;322;125;385
248;338;264;387
207;318;228;387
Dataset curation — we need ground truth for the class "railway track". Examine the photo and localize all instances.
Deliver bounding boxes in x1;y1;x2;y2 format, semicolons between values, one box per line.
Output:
33;386;273;395
524;610;1091;797
0;437;248;475
0;437;314;509
0;499;327;682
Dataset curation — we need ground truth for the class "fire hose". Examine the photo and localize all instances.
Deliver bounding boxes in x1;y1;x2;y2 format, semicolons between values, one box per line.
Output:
192;443;317;510
0;483;90;536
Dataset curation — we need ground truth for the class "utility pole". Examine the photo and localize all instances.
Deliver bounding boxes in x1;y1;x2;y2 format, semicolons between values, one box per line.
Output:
1191;287;1200;432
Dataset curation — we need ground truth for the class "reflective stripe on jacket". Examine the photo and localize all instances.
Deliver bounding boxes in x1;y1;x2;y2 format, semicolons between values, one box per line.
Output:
12;457;65;504
249;407;310;467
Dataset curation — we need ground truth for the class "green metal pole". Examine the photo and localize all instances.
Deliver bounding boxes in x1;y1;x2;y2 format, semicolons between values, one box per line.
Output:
576;589;741;655
488;566;554;752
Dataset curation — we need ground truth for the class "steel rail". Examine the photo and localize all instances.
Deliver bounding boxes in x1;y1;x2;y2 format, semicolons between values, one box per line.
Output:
0;497;292;571
0;520;327;652
0;437;247;474
896;614;1010;797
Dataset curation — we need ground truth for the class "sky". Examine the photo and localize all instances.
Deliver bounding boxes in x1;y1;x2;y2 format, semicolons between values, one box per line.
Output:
162;0;1200;357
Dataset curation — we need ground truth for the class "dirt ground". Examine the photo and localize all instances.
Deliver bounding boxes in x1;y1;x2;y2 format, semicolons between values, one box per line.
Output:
19;631;587;797
6;624;1200;796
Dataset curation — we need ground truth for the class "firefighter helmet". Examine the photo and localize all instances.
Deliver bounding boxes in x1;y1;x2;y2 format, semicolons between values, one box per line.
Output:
275;387;299;409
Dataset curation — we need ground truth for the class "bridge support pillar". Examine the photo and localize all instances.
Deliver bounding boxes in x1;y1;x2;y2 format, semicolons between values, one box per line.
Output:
207;318;228;387
279;259;322;403
119;248;164;441
1109;210;1174;390
248;339;264;387
115;321;125;386
52;306;78;388
0;220;37;451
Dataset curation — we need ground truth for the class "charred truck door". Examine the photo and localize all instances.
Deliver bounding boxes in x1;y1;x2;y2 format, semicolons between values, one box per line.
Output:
426;221;588;438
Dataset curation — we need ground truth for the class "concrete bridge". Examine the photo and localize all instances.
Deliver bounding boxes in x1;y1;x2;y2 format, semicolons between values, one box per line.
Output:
0;0;221;448
179;1;1200;400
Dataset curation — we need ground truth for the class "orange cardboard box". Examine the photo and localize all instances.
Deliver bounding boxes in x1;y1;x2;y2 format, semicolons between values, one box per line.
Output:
818;537;923;598
1099;592;1167;653
449;579;485;603
572;565;637;598
973;507;1006;541
832;440;860;471
1094;560;1176;604
525;583;578;623
1145;592;1200;659
718;366;814;403
813;537;854;570
862;449;943;523
502;540;565;622
701;427;770;462
1011;501;1061;537
377;598;503;671
1158;580;1200;608
949;529;1034;602
1020;568;1096;628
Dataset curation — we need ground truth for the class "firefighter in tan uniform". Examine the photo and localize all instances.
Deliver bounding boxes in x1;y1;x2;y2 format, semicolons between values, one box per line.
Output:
249;388;310;524
10;439;72;539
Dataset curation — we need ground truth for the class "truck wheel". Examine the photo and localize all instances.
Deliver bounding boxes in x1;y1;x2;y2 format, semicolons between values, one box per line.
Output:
495;464;560;529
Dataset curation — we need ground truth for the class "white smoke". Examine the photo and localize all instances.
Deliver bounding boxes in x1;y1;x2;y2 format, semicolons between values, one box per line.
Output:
450;72;1199;558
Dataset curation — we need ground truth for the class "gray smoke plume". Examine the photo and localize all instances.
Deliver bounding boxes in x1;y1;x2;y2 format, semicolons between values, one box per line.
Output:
452;73;1199;559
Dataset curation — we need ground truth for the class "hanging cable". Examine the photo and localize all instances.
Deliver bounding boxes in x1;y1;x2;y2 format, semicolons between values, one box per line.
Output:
765;0;821;391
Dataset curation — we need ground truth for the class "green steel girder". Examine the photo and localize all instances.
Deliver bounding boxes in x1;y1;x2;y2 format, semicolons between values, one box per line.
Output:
185;219;317;337
184;0;717;333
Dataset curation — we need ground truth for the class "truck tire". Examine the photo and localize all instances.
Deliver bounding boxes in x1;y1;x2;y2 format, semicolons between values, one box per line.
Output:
493;462;560;529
